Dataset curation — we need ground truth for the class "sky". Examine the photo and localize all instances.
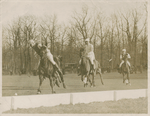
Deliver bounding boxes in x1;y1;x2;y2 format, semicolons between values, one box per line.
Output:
1;0;147;25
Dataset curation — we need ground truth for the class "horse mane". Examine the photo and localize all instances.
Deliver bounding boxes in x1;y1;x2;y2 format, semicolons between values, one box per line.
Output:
124;53;128;62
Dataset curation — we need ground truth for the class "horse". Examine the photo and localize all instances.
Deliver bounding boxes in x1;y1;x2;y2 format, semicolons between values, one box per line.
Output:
80;48;104;87
37;46;65;94
120;54;131;85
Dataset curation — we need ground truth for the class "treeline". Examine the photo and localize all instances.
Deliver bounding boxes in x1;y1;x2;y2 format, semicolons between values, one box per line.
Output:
2;3;147;74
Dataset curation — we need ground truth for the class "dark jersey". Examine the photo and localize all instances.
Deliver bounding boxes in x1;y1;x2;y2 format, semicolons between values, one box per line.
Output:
32;43;41;56
120;53;131;60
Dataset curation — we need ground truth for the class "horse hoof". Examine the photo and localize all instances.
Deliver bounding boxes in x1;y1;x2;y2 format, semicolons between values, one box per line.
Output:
37;91;41;94
56;84;60;87
52;91;56;94
63;83;66;89
56;81;60;87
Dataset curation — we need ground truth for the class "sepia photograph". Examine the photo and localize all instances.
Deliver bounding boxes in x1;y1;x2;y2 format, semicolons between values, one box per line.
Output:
1;0;148;114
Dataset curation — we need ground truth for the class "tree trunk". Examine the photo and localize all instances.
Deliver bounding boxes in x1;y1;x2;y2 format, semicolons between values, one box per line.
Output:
101;38;103;67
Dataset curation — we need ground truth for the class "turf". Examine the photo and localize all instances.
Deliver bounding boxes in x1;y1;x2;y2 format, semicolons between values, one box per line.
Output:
2;71;147;96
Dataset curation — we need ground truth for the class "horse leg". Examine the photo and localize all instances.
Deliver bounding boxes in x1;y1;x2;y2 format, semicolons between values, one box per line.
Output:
123;73;125;83
81;75;83;82
88;74;92;87
98;68;104;85
53;72;60;87
87;71;92;87
52;76;57;87
49;75;56;93
127;71;131;85
55;71;61;83
92;71;96;87
37;74;44;94
55;79;60;87
57;71;66;89
83;75;87;87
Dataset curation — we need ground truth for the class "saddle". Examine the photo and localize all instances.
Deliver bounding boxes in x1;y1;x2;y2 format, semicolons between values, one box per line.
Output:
120;62;130;72
86;57;96;70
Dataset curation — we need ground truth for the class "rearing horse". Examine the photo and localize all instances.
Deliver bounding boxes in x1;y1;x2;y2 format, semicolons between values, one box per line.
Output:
37;46;66;94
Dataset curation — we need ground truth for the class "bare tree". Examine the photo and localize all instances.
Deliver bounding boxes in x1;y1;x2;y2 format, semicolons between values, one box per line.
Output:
41;14;59;54
72;5;96;41
96;13;107;67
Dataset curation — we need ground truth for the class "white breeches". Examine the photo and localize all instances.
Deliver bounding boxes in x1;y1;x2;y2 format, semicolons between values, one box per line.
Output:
86;52;95;65
119;60;130;67
45;51;56;65
79;52;95;65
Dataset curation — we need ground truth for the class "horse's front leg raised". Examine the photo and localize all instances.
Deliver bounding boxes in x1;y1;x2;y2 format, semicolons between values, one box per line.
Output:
55;71;61;83
57;70;66;89
53;72;60;87
49;75;56;93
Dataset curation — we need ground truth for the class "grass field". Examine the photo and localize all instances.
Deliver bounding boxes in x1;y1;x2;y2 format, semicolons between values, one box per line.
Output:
2;71;147;96
4;97;147;113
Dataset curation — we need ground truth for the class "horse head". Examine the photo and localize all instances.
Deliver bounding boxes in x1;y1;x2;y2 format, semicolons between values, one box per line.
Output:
80;48;85;58
39;45;47;57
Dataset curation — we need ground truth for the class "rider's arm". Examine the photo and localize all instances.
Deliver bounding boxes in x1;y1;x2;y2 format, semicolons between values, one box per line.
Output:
120;55;122;60
127;53;131;59
85;44;94;56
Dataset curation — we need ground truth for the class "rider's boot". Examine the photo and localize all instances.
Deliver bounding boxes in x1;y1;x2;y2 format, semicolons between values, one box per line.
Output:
53;64;66;88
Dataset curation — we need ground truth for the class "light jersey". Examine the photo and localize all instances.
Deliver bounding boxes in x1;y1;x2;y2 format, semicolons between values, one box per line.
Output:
84;43;94;56
45;48;51;53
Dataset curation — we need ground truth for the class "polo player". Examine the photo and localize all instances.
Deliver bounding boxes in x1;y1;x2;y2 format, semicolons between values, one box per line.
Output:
29;39;64;80
78;38;95;75
119;49;131;72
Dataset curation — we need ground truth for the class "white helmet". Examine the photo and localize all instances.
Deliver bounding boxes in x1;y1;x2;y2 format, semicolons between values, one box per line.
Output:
38;44;42;48
29;39;35;46
85;38;90;42
122;49;126;52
